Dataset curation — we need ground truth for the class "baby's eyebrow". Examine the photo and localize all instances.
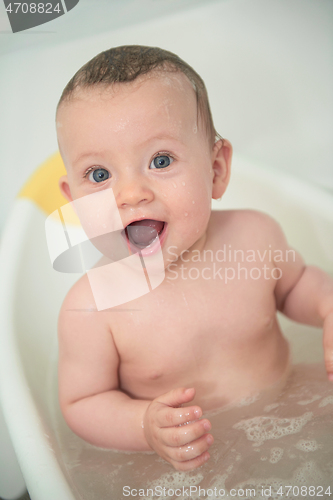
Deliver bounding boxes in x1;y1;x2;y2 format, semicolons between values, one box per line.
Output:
140;133;185;147
73;135;184;166
73;151;107;166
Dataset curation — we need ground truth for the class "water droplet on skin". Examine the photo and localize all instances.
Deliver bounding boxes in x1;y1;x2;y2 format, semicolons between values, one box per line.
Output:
173;182;177;188
184;212;188;217
192;200;195;204
182;181;186;186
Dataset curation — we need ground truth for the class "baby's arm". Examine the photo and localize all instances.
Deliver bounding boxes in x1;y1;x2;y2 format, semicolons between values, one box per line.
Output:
268;216;333;379
58;280;212;470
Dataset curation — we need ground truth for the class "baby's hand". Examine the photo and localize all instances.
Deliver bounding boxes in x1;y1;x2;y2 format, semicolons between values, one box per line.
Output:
143;387;213;471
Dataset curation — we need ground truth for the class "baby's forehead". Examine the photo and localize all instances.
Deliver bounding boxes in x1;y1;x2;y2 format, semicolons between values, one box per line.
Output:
56;72;200;148
56;70;206;161
59;70;196;112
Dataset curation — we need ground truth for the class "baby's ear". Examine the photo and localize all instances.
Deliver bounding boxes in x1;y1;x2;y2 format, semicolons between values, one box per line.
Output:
211;138;232;200
59;175;73;203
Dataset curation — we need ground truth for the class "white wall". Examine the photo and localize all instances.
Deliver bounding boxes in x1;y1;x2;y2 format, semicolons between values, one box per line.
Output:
0;0;332;236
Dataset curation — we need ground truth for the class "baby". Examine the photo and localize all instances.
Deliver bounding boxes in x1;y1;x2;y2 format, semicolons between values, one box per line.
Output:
56;45;333;471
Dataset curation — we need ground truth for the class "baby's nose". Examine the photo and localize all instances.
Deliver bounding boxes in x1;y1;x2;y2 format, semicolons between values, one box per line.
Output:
116;176;154;207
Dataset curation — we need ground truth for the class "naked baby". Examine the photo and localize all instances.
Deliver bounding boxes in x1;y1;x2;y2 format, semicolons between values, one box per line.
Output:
56;45;333;471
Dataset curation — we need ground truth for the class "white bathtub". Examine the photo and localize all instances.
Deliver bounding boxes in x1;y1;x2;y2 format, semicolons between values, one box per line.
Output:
0;0;332;498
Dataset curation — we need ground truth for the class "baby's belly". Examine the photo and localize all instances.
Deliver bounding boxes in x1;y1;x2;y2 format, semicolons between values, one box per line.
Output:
119;326;291;411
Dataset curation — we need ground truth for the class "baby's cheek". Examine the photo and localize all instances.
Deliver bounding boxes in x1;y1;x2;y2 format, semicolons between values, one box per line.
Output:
181;190;211;235
190;181;212;216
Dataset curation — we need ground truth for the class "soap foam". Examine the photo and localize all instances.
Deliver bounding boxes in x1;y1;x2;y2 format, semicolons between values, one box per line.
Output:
295;439;319;452
233;412;313;446
297;394;321;405
51;363;333;499
318;395;333;407
269;447;284;463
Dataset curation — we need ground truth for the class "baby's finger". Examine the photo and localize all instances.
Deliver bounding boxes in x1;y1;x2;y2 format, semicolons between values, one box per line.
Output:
160;418;211;447
167;433;214;464
156;387;196;408
170;451;211;472
156;404;203;428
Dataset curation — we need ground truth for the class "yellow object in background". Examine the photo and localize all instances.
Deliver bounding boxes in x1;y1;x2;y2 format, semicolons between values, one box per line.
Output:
19;152;67;215
18;152;79;225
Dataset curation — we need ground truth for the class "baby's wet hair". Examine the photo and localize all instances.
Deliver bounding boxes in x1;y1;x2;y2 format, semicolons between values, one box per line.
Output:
57;45;222;146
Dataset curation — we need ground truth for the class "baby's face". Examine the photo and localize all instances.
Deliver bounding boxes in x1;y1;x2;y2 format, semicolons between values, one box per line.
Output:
57;73;231;266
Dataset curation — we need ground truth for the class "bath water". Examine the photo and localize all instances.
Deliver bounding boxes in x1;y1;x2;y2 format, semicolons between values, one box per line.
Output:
49;330;333;499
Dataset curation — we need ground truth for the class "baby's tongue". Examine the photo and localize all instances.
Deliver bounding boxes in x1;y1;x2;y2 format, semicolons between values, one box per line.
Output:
126;219;164;247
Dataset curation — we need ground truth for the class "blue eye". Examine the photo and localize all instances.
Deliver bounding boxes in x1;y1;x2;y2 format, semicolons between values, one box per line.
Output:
150;155;173;169
88;168;110;183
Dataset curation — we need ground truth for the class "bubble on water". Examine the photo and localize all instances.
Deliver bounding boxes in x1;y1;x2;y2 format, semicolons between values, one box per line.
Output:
295;439;319;452
269;447;284;463
264;403;280;412
298;395;321;405
226;464;234;474
318;395;333;407
234;393;260;407
292;460;325;485
228;461;325;499
147;470;204;498
233;412;313;446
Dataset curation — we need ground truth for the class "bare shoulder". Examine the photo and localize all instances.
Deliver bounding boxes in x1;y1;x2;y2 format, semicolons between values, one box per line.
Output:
58;273;108;341
60;273;96;314
209;209;286;246
210;208;282;229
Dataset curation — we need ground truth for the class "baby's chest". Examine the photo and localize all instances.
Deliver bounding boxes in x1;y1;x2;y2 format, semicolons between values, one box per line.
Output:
111;274;276;367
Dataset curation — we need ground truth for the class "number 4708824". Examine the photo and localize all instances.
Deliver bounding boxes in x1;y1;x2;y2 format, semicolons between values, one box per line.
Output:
5;3;61;14
276;485;331;496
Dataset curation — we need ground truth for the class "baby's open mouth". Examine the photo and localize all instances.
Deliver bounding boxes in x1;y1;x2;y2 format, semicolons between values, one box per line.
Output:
124;219;165;249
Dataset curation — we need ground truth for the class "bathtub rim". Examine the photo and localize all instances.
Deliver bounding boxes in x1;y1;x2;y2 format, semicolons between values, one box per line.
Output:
0;200;77;500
